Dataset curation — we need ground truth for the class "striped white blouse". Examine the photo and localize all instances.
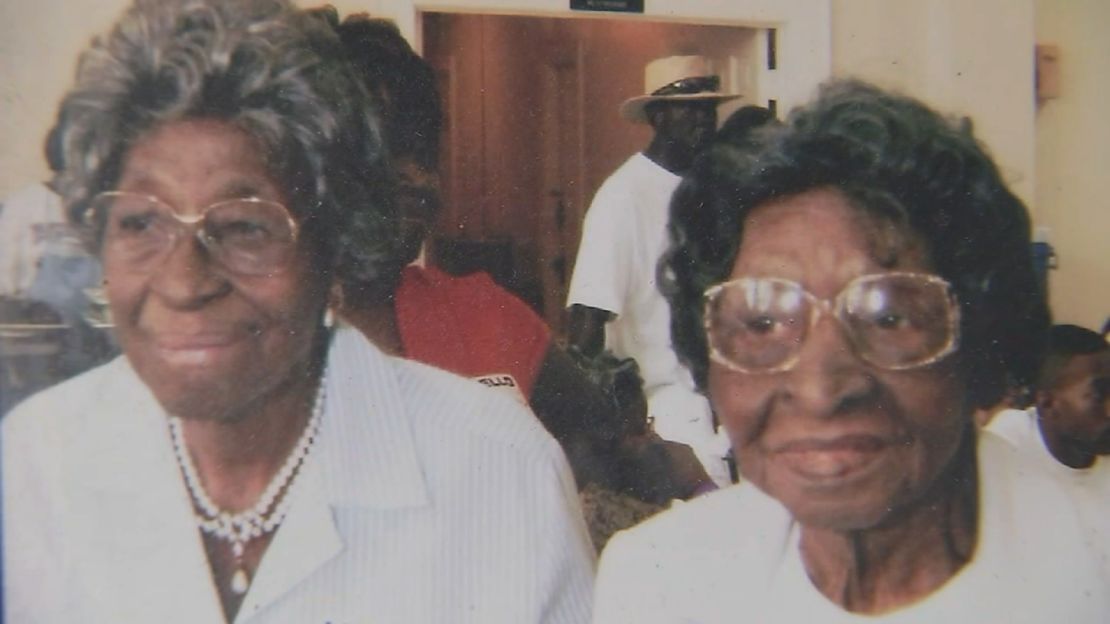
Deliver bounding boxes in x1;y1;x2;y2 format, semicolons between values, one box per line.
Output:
3;327;595;623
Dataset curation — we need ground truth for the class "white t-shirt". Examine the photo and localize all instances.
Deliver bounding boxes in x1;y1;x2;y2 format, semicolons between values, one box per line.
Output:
986;407;1110;495
0;182;102;323
593;433;1110;623
567;153;729;485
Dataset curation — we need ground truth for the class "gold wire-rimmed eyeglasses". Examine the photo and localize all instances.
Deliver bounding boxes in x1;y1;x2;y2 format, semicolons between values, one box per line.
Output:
703;272;961;374
85;191;300;276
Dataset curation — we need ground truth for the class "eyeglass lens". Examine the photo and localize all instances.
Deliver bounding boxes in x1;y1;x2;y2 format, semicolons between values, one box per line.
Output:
90;193;296;275
706;274;956;372
839;275;955;368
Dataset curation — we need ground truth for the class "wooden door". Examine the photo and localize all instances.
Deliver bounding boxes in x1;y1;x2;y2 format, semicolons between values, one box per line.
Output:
537;39;585;334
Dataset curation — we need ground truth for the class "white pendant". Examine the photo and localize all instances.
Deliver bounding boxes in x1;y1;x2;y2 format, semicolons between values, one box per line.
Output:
230;568;250;595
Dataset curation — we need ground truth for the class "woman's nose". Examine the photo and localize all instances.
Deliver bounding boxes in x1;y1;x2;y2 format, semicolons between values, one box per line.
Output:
148;231;230;307
782;312;874;416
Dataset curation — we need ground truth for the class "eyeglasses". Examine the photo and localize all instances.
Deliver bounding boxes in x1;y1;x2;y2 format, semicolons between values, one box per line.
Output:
703;272;960;374
85;191;299;276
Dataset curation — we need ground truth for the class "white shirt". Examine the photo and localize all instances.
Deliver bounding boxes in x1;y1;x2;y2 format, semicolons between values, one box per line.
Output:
566;153;728;485
0;182;104;326
986;407;1110;495
3;327;595;623
593;433;1110;623
0;182;67;297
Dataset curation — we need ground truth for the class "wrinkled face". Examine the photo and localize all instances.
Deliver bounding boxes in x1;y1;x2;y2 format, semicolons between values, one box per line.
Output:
1043;351;1110;455
708;188;972;531
653;99;719;155
104;118;328;421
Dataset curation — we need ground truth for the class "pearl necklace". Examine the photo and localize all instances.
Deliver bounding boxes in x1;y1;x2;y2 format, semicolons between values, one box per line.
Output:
168;370;327;597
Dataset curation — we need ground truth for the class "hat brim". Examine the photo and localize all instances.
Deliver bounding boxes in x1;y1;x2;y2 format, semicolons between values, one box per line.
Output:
619;92;741;123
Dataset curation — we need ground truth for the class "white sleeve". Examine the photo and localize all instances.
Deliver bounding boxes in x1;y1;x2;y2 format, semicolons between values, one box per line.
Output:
0;184;66;296
982;408;1034;448
537;436;597;623
2;407;74;623
591;530;669;624
0;187;34;296
566;182;633;317
1070;475;1110;590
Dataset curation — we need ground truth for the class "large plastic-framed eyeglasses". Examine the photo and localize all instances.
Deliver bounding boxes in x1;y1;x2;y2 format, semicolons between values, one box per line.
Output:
85;191;299;277
703;272;960;374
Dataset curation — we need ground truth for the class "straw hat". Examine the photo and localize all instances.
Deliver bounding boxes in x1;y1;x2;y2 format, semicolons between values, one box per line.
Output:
619;55;741;123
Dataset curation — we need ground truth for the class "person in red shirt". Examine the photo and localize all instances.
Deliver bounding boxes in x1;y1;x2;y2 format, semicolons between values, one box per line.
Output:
393;265;548;403
327;12;713;502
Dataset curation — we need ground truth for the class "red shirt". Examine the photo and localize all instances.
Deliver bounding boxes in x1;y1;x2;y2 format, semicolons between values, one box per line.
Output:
394;265;551;401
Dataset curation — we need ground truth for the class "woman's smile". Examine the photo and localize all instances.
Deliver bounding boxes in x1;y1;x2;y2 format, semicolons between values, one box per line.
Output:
769;433;901;482
149;329;248;365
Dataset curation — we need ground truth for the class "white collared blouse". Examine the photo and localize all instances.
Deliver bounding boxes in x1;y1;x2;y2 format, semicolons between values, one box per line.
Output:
3;327;595;623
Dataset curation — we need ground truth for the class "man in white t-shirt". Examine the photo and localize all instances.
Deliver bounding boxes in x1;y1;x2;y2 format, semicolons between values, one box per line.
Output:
988;324;1110;492
566;56;739;486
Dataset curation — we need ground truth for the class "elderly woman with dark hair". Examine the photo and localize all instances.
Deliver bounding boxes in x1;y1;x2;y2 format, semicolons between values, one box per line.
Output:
2;1;594;622
592;81;1109;622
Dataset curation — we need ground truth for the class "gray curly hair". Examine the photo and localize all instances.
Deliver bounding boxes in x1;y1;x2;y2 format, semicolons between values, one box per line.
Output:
51;0;403;292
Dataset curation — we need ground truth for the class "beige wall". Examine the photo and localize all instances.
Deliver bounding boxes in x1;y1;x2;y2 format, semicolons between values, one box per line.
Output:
1033;0;1110;329
829;0;1108;328
830;0;1036;205
0;0;391;197
0;1;132;197
2;0;1105;326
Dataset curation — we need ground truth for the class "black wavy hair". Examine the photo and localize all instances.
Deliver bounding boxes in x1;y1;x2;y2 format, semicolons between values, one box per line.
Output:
51;0;404;297
335;14;443;171
661;80;1050;409
714;105;777;146
565;348;647;442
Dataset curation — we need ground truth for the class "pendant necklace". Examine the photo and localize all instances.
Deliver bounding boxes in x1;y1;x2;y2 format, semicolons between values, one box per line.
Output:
168;368;327;597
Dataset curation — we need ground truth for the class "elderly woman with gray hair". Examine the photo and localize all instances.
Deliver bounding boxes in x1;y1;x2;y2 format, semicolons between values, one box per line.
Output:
2;1;594;622
592;81;1109;622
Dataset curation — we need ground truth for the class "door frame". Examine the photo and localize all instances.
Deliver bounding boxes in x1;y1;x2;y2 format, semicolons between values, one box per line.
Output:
370;0;831;115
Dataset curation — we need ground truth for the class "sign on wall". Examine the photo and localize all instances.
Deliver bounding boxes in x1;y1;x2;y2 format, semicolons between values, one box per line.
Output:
570;0;644;14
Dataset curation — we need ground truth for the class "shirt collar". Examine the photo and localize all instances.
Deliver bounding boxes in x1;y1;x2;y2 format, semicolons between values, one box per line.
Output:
312;326;430;510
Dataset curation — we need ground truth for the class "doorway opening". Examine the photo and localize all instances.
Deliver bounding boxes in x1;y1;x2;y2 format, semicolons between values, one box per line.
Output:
421;13;763;334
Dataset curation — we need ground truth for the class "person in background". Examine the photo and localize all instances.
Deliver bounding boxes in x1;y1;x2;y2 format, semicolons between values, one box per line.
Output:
3;1;594;621
0;118;115;415
592;80;1109;622
988;324;1109;488
0;124;70;302
332;13;714;502
566;55;741;486
570;350;717;550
